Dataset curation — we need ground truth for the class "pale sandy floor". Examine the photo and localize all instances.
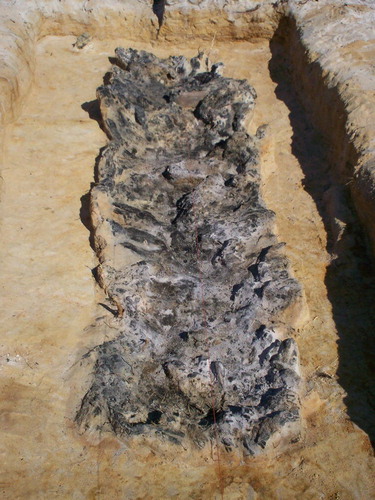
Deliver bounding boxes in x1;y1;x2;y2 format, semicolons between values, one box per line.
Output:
0;36;373;499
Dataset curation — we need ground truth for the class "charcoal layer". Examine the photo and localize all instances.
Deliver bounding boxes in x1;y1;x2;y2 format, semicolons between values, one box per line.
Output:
77;48;303;455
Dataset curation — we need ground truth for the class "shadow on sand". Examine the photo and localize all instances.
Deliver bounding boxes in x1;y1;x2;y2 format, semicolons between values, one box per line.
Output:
269;21;375;447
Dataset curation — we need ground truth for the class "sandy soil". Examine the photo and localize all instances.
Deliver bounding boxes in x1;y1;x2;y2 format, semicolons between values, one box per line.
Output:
0;34;373;499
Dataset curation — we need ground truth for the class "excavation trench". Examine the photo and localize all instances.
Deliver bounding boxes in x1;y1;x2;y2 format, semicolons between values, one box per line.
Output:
0;7;374;500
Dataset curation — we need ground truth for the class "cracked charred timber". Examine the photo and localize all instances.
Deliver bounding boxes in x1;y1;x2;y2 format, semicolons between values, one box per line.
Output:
76;48;305;456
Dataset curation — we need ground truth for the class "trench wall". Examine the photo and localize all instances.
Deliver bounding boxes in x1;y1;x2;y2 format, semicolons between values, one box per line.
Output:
271;11;375;257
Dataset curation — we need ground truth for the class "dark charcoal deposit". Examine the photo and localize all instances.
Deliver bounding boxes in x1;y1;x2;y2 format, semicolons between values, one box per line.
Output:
77;48;303;455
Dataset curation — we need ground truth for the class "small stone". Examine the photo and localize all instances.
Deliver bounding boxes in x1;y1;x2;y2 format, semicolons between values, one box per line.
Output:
73;32;91;49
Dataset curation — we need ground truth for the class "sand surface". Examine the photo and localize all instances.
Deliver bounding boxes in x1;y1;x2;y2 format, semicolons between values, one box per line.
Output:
0;33;373;499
